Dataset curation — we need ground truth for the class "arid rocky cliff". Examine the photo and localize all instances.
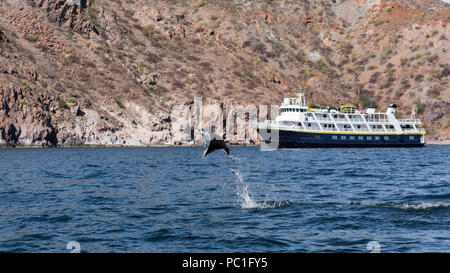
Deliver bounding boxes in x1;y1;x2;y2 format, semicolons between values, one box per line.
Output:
0;0;449;146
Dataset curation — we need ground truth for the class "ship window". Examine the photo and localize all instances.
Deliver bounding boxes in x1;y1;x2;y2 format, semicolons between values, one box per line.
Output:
384;136;389;141
341;136;346;140
332;135;337;140
350;136;355;140
409;136;415;140
358;136;364;140
375;136;380;140
308;123;311;127
367;136;372;140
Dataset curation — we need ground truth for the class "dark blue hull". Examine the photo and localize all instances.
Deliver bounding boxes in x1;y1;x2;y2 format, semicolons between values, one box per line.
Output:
261;130;425;148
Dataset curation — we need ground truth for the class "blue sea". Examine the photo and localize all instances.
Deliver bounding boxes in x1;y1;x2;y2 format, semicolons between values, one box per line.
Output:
0;146;449;253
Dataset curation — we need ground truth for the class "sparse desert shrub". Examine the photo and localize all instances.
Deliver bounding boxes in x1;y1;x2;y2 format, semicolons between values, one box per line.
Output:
444;119;450;129
271;41;285;56
59;99;69;110
67;55;80;64
278;59;284;69
147;52;162;63
382;48;393;59
197;1;208;8
415;102;426;115
243;69;253;78
162;95;172;101
242;40;252;48
97;45;111;53
143;25;160;46
382;76;395;89
385;67;395;77
252;42;266;55
427;87;441;98
369;19;384;26
172;79;185;89
430;69;441;79
198;62;212;72
167;44;177;51
301;70;315;81
115;99;125;109
369;72;381;84
360;96;377;108
339;41;353;54
125;9;136;17
411;44;420;52
25;34;37;42
88;7;101;30
400;57;409;66
426;54;439;63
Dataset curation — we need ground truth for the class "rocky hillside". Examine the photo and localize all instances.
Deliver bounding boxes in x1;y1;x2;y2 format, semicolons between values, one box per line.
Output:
0;0;449;146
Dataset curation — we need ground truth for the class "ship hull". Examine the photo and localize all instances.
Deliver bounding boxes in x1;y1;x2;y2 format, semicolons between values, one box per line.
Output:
258;130;425;148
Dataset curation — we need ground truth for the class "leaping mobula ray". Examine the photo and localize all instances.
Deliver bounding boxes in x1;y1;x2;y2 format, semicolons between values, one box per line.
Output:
195;129;230;158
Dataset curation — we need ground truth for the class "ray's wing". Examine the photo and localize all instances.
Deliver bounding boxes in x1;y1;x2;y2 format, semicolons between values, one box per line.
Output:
202;131;211;157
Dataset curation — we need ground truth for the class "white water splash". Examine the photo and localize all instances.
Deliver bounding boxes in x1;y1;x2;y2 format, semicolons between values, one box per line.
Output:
227;155;242;162
233;169;258;209
232;169;290;209
395;202;450;210
350;201;450;211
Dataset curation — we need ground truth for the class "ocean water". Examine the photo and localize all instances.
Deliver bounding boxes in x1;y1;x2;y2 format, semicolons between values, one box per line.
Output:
0;146;449;253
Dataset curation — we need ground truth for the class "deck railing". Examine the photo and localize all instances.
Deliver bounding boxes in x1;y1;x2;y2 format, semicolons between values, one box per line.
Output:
315;116;333;121
398;119;422;124
253;121;426;134
402;128;426;133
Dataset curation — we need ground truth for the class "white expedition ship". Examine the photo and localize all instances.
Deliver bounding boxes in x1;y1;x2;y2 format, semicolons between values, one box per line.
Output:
253;93;426;148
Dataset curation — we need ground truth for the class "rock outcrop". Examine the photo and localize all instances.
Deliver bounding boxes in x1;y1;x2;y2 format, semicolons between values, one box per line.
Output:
0;84;57;146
